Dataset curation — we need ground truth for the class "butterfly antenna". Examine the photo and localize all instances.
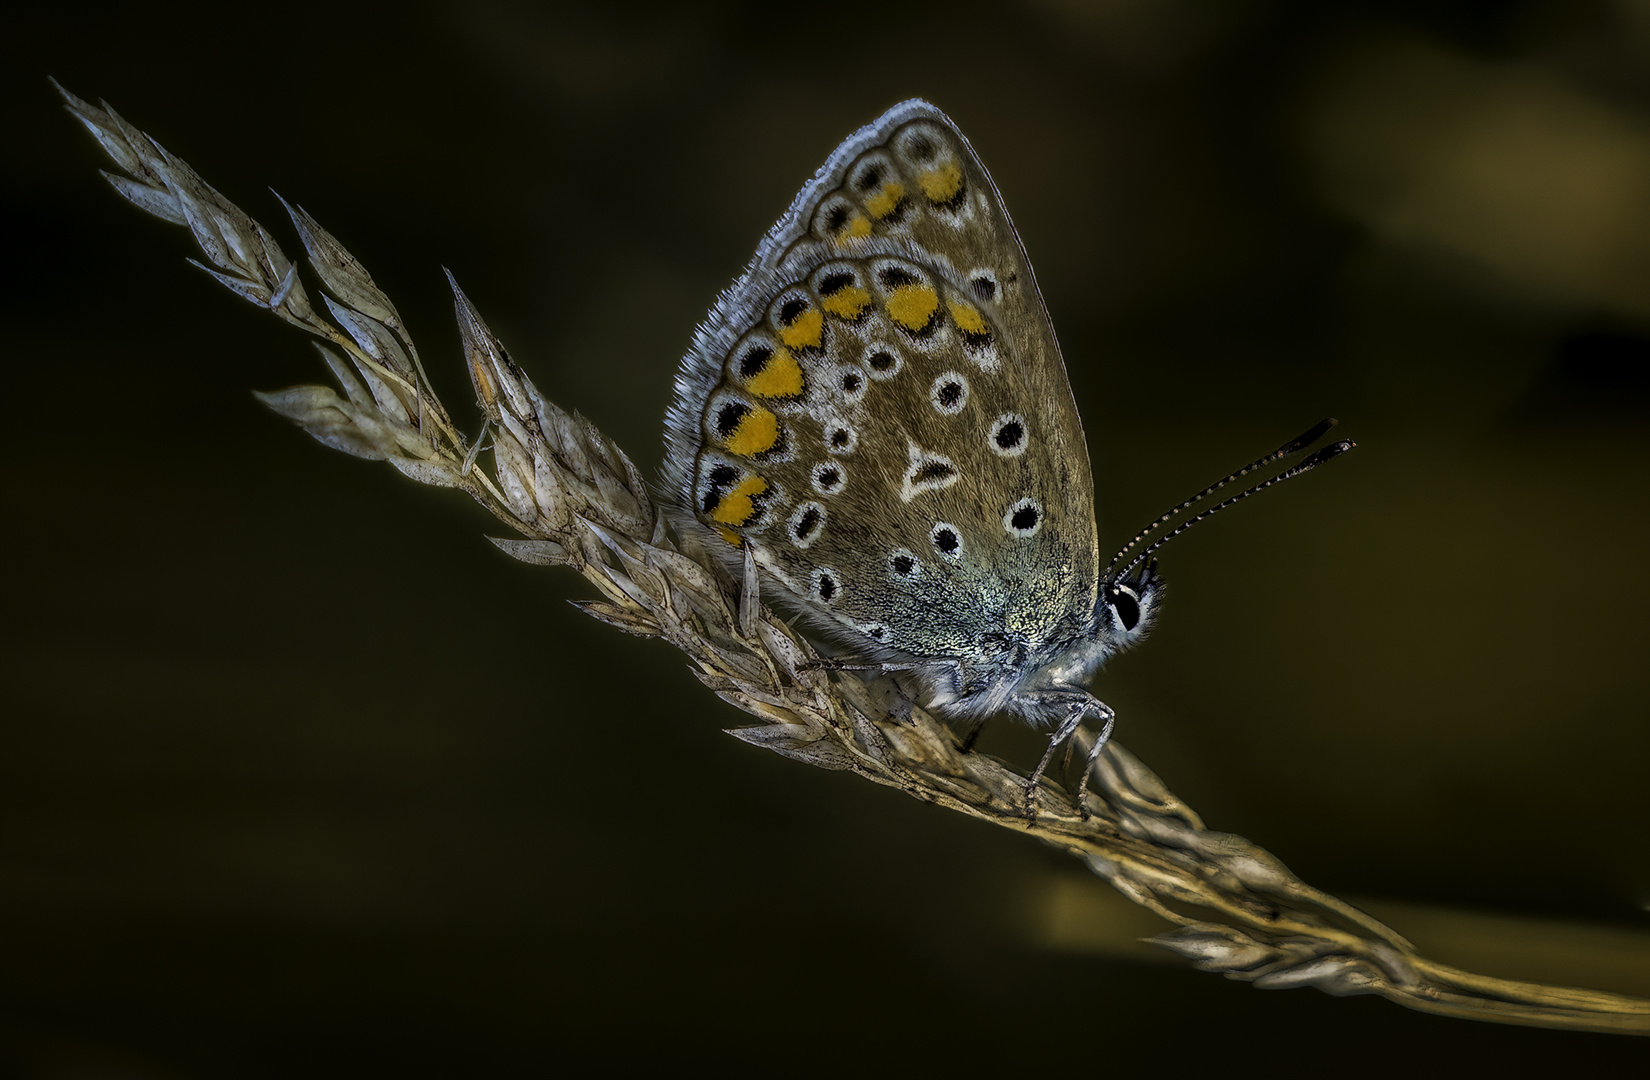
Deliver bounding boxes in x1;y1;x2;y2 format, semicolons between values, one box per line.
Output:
1110;435;1355;585
1104;418;1340;577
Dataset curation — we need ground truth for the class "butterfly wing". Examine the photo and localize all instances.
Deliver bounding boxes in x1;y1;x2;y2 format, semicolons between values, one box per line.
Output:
664;100;1100;687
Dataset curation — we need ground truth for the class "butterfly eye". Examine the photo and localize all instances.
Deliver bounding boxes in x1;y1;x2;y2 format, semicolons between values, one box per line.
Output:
1109;586;1142;633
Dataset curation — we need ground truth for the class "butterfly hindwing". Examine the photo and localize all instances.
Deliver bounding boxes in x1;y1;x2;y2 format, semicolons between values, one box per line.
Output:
664;100;1101;666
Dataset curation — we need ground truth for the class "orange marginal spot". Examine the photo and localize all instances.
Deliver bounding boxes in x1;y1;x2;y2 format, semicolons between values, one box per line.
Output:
723;406;781;456
709;475;768;526
779;308;824;351
918;162;963;203
820;285;870;320
887;285;939;331
865;181;906;221
717;527;743;546
836;213;873;242
948;300;988;335
745;346;805;398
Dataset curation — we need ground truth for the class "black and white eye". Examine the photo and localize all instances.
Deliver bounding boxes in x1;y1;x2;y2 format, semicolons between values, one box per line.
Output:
811;461;846;496
864;345;901;380
824;421;857;456
1108;585;1142;633
811;567;842;605
929;522;963;559
887;548;921;580
856;621;891;643
930;372;969;415
1003;497;1042;539
788;502;826;549
989;413;1028;457
968;268;998;303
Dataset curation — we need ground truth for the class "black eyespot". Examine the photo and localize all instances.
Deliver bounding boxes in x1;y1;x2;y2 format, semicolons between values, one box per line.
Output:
916;461;954;483
867;350;896;372
794;507;821;540
867;625;887;641
879;266;918;289
931;525;959;555
780;298;809;325
829;427;853;450
891;553;915;576
817;570;838;602
1004;497;1042;538
709;464;737;486
841;371;862;393
1112;590;1141;632
856;164;883;191
812;462;844;495
930;373;969;415
819;272;854;295
908;135;936;161
825;205;849;231
738;344;772;379
970;274;997;302
995;421;1023;449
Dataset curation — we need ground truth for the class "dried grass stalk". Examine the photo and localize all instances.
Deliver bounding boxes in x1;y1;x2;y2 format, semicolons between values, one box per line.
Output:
58;81;1650;1036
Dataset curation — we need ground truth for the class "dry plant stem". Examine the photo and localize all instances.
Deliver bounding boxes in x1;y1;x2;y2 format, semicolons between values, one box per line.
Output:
60;83;1650;1037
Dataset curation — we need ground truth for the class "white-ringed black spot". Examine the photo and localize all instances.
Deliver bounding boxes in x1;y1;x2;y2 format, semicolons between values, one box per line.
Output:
888;548;921;580
834;364;867;404
930;372;969;415
865;346;901;379
929;522;963;558
825;422;857;456
905;133;937;162
811;567;842;605
969;270;998;302
1004;497;1043;539
855;163;884;192
990;413;1028;457
810;461;846;495
788;502;826;548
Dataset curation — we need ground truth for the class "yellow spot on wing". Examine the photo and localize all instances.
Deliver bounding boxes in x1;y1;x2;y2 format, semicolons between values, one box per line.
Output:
717;527;742;546
820;285;870;319
779;309;824;351
709;475;768;526
948;301;987;335
724;406;780;456
744;347;804;397
864;181;906;220
887;285;939;331
838;213;872;241
918;162;963;203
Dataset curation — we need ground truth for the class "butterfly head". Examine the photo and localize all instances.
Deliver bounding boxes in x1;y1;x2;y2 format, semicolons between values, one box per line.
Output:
1099;557;1162;651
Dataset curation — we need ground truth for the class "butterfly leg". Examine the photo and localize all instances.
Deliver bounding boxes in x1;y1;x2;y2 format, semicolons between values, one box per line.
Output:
1021;691;1115;823
1074;700;1116;821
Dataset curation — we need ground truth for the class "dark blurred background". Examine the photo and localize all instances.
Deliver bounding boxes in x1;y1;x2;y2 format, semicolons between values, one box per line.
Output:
5;0;1649;1074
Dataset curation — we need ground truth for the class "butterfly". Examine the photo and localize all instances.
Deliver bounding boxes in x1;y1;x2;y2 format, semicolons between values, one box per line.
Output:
663;100;1349;820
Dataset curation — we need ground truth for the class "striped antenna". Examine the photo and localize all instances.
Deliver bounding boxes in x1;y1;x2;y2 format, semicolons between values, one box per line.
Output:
1109;436;1354;585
